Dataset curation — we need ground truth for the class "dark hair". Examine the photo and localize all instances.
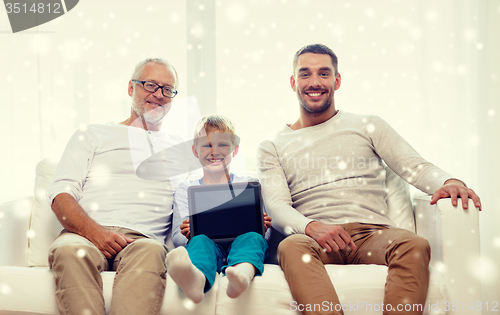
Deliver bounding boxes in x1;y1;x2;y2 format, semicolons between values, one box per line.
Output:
292;44;338;75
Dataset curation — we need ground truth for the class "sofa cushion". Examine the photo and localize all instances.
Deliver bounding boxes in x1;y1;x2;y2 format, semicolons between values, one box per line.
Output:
216;264;296;315
0;266;217;315
27;159;62;267
215;264;447;315
0;196;32;266
0;264;447;315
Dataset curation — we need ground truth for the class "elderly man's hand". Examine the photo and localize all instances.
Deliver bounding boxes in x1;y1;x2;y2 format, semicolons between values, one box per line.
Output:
430;179;481;210
305;221;357;253
88;228;135;259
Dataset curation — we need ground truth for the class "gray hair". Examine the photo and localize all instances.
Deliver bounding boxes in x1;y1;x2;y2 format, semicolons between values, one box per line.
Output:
130;58;179;88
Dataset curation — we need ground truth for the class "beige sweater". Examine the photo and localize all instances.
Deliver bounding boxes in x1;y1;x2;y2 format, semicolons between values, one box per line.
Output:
257;110;452;235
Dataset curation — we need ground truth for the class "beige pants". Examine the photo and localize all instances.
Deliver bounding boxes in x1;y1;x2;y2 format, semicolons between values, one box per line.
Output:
278;223;431;315
48;227;168;315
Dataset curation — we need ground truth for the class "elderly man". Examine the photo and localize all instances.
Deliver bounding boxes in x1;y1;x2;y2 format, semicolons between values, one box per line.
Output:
47;58;181;315
257;44;481;315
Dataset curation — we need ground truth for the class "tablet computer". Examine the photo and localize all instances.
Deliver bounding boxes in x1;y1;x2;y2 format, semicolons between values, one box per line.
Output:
187;181;265;242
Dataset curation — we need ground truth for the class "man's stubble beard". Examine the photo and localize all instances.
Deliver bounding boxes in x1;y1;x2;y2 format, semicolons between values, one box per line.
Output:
298;93;333;115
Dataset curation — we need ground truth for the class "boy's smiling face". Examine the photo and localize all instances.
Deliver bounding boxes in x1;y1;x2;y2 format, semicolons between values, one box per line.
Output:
192;131;239;174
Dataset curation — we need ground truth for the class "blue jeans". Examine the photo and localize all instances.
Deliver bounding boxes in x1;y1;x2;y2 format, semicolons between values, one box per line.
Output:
185;232;268;292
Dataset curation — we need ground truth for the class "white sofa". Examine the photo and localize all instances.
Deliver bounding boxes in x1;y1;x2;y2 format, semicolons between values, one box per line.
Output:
0;159;481;315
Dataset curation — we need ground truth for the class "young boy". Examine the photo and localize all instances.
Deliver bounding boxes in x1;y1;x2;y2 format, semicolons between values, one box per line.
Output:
167;114;272;303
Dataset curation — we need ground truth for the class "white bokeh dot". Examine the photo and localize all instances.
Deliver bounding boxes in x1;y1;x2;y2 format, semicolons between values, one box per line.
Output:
1;284;12;296
182;297;195;310
494;237;500;248
77;249;86;258
338;161;347;170
190;23;204;38
27;229;36;239
463;28;476;42
302;254;311;263
364;8;376;18
225;3;247;24
435;261;447;273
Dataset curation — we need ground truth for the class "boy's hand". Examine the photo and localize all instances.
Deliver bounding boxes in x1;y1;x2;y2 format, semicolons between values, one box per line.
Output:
264;212;272;232
181;219;191;239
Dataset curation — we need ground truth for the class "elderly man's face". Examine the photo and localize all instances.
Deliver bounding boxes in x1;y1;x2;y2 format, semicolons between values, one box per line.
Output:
128;62;176;125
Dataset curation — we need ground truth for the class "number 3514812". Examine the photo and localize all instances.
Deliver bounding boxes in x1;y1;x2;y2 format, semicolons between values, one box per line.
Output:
5;2;62;14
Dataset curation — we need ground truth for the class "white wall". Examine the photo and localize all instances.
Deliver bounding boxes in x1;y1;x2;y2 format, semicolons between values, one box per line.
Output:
0;0;188;200
1;0;498;311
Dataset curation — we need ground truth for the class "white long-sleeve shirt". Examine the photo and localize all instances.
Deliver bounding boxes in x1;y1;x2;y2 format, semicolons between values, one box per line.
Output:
257;110;453;235
47;122;199;243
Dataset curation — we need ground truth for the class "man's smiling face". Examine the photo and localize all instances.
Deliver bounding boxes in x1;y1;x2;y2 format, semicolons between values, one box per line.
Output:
128;62;176;125
291;53;340;115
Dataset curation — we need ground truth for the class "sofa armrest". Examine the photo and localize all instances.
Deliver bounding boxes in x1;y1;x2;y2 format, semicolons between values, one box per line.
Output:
0;196;33;266
413;195;481;315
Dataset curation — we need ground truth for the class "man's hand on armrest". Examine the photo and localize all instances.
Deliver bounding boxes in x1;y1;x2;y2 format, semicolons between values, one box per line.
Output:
305;221;357;253
430;179;481;211
51;193;134;258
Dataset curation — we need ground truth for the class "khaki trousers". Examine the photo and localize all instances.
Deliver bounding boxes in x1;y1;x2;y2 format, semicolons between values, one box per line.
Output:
48;227;168;315
278;223;430;315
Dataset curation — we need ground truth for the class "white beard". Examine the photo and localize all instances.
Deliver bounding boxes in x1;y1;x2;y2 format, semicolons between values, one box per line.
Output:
131;98;171;127
141;106;168;125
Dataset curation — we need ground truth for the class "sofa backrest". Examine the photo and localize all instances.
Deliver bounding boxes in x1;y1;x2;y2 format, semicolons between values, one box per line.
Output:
27;158;415;267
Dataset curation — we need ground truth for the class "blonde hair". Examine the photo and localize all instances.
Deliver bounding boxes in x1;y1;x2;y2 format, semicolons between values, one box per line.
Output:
193;114;240;147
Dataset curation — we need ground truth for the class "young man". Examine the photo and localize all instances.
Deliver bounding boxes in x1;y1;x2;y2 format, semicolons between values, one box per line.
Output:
257;44;481;315
48;58;181;315
167;114;272;303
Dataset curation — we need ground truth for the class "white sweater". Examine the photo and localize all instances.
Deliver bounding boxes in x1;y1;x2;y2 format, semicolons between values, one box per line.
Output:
257;111;453;235
47;122;197;243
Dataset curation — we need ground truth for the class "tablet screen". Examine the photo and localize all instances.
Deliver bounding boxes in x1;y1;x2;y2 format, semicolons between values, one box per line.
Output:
188;182;264;242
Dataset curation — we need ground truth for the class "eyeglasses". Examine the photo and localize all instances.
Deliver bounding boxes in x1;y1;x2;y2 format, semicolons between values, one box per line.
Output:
132;80;178;98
